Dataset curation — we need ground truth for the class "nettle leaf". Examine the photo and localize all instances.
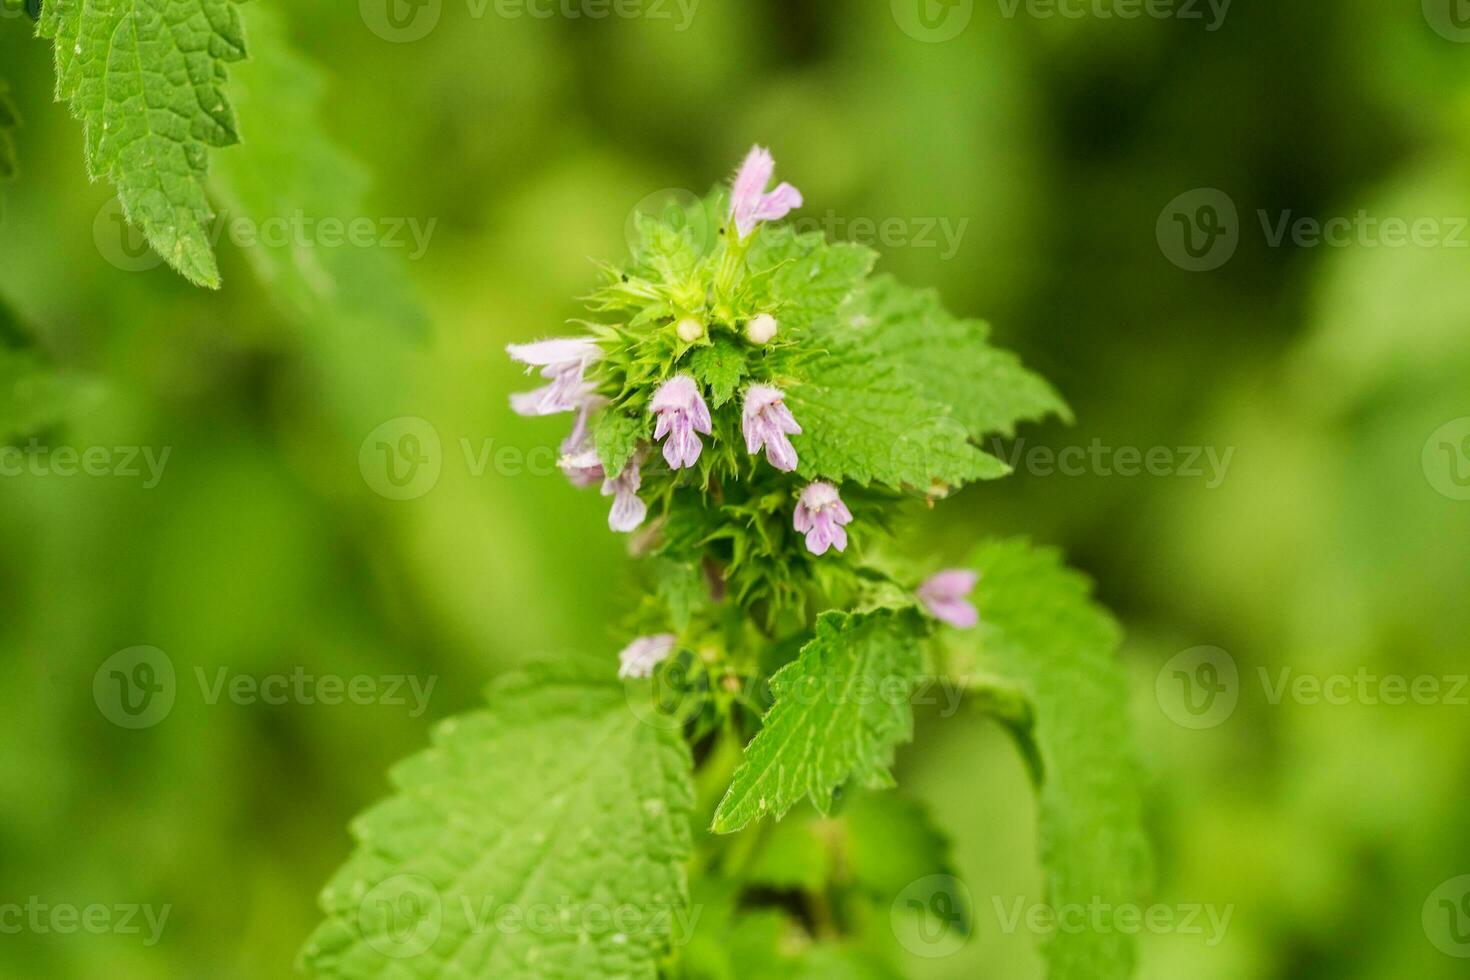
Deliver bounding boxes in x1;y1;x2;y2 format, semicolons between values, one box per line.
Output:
686;336;749;408
595;410;646;478
208;4;427;335
845;276;1071;438
712;607;928;833
745;228;875;330
41;0;247;288
786;341;1010;493
301;666;694;979
952;538;1149;980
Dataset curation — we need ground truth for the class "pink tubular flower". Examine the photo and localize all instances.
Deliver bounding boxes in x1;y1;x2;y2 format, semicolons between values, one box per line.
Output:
506;338;601;416
601;455;647;532
793;482;853;556
650;375;712;470
559;448;605;489
916;569;980;629
617;633;676;680
729;146;803;239
742;384;802;472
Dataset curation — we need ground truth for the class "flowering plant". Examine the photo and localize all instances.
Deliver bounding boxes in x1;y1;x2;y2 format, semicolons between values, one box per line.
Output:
302;148;1147;980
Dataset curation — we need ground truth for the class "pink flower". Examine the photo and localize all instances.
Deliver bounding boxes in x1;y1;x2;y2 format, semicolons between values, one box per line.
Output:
507;338;601;416
916;569;980;629
650;375;712;470
559;448;605;489
742;384;801;472
729;146;803;239
558;398;609;488
618;633;676;679
793;482;853;556
601;455;647;532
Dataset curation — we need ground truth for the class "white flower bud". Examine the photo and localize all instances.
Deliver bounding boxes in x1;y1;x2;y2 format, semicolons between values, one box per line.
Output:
676;317;706;343
745;314;778;345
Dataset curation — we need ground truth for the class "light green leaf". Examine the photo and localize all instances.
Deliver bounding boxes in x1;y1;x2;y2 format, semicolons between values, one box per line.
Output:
300;666;694;979
746;229;876;330
595;410;646;479
712;607;928;833
786;343;1010;493
686;336;750;408
845;276;1071;438
40;0;247;287
842;791;956;903
952;538;1150;980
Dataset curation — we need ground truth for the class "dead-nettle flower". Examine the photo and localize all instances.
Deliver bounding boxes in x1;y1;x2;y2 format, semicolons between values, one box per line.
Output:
651;374;712;470
602;456;647;533
742;384;801;472
730;145;803;239
676;317;706;343
617;633;676;680
745;313;778;345
507;338;602;416
559;448;605;489
916;569;980;629
793;481;853;556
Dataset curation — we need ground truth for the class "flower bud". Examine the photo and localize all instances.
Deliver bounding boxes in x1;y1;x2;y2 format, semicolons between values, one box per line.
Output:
676;317;706;343
745;313;778;345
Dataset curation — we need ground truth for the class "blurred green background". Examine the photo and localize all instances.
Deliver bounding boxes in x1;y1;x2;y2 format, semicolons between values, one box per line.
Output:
3;1;1470;976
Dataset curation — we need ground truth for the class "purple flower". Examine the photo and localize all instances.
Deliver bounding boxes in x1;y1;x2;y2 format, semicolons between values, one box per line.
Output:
729;146;803;239
916;569;980;629
618;633;676;679
650;375;712;470
601;455;647;532
742;384;802;472
507;337;601;416
559;448;605;489
793;482;853;556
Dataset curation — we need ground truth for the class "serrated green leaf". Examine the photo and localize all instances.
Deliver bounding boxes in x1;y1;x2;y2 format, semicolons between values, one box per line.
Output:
712;608;927;833
595;410;646;479
845;276;1071;438
786;343;1010;493
953;538;1150;980
746;229;876;330
300;665;694;979
207;4;427;338
40;0;247;287
686;336;750;408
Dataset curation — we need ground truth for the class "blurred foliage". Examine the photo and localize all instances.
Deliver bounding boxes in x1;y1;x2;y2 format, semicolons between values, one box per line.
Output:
1;1;1468;977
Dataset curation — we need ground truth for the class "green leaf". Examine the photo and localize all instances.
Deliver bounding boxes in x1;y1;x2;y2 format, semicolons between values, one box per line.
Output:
712;607;928;833
686;336;750;408
952;538;1150;980
786;342;1010;493
845;276;1071;438
300;666;694;979
745;229;876;330
1;299;85;444
842;792;956;903
595;410;646;479
40;0;247;288
208;4;427;337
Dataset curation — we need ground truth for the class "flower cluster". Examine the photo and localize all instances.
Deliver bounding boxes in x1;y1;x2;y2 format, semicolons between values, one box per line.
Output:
505;146;982;677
